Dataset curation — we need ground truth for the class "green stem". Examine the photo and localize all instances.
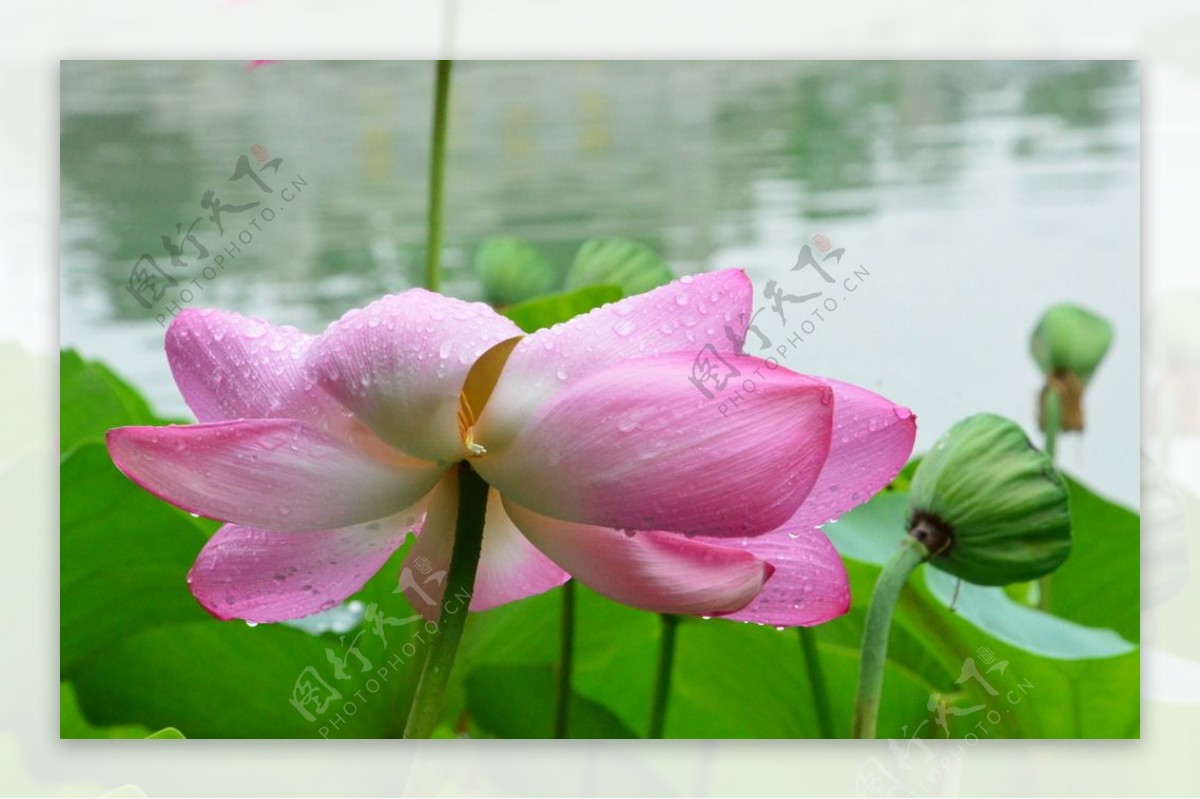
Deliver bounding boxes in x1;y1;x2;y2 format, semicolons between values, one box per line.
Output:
852;536;930;739
1043;386;1062;461
798;627;835;738
647;613;680;738
402;463;487;738
423;60;453;292
1038;387;1063;609
553;579;576;738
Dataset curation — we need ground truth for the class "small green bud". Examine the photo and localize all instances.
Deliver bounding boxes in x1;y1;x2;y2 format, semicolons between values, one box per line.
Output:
907;414;1072;586
475;238;558;306
1030;304;1113;383
565;238;674;297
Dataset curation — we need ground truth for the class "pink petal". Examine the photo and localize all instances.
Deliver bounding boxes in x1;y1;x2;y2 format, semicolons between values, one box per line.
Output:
399;472;568;619
476;352;833;537
709;526;850;626
305;290;522;464
705;380;916;626
472;490;571;612
188;508;423;623
166;308;344;430
503;498;773;616
784;379;917;531
476;270;752;450
106;420;443;531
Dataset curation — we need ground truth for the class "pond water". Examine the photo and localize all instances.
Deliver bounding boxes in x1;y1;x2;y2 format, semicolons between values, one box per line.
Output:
60;61;1140;506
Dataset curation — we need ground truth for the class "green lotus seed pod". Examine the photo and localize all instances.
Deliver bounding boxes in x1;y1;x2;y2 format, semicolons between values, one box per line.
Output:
475;238;559;306
565;238;674;297
1030;304;1113;384
907;414;1071;586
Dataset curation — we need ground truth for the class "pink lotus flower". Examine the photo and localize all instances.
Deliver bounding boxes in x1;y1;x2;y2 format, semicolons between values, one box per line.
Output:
106;270;915;626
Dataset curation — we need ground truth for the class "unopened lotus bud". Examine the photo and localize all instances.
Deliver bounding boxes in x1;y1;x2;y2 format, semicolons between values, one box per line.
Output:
906;414;1071;586
1030;304;1112;432
475;238;558;306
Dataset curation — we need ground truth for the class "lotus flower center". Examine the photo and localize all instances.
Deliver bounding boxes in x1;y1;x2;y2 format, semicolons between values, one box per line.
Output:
456;335;524;460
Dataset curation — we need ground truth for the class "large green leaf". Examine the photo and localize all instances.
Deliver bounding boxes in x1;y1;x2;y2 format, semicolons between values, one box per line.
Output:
474;237;560;306
145;727;186;739
60;682;152;739
667;619;940;738
924;570;1133;660
889;563;1138;738
1043;476;1140;642
501;284;623;333
60;349;163;453
464;664;638;738
564;238;674;297
453;584;658;736
60;442;214;672
72;619;390;738
70;542;430;738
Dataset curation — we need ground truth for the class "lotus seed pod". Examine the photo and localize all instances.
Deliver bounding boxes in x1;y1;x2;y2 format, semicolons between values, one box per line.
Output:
1031;304;1112;432
1030;304;1113;383
475;238;559;306
907;414;1072;586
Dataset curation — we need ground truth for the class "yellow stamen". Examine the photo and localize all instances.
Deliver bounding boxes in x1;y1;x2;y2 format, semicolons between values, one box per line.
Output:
456;335;523;459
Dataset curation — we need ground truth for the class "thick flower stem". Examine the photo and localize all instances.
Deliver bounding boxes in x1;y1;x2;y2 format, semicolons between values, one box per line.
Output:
852;536;930;739
1038;387;1063;609
798;626;835;738
402;462;487;739
553;579;576;738
648;613;680;739
423;60;453;293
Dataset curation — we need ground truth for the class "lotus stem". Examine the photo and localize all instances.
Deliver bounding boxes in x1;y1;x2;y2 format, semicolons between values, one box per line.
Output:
852;535;930;739
1043;385;1063;460
423;60;453;292
648;613;681;738
554;579;576;738
1037;387;1063;609
798;626;835;737
402;462;487;738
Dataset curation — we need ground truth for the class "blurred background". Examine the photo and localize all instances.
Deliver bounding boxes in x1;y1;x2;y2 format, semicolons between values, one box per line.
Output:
59;60;1140;505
